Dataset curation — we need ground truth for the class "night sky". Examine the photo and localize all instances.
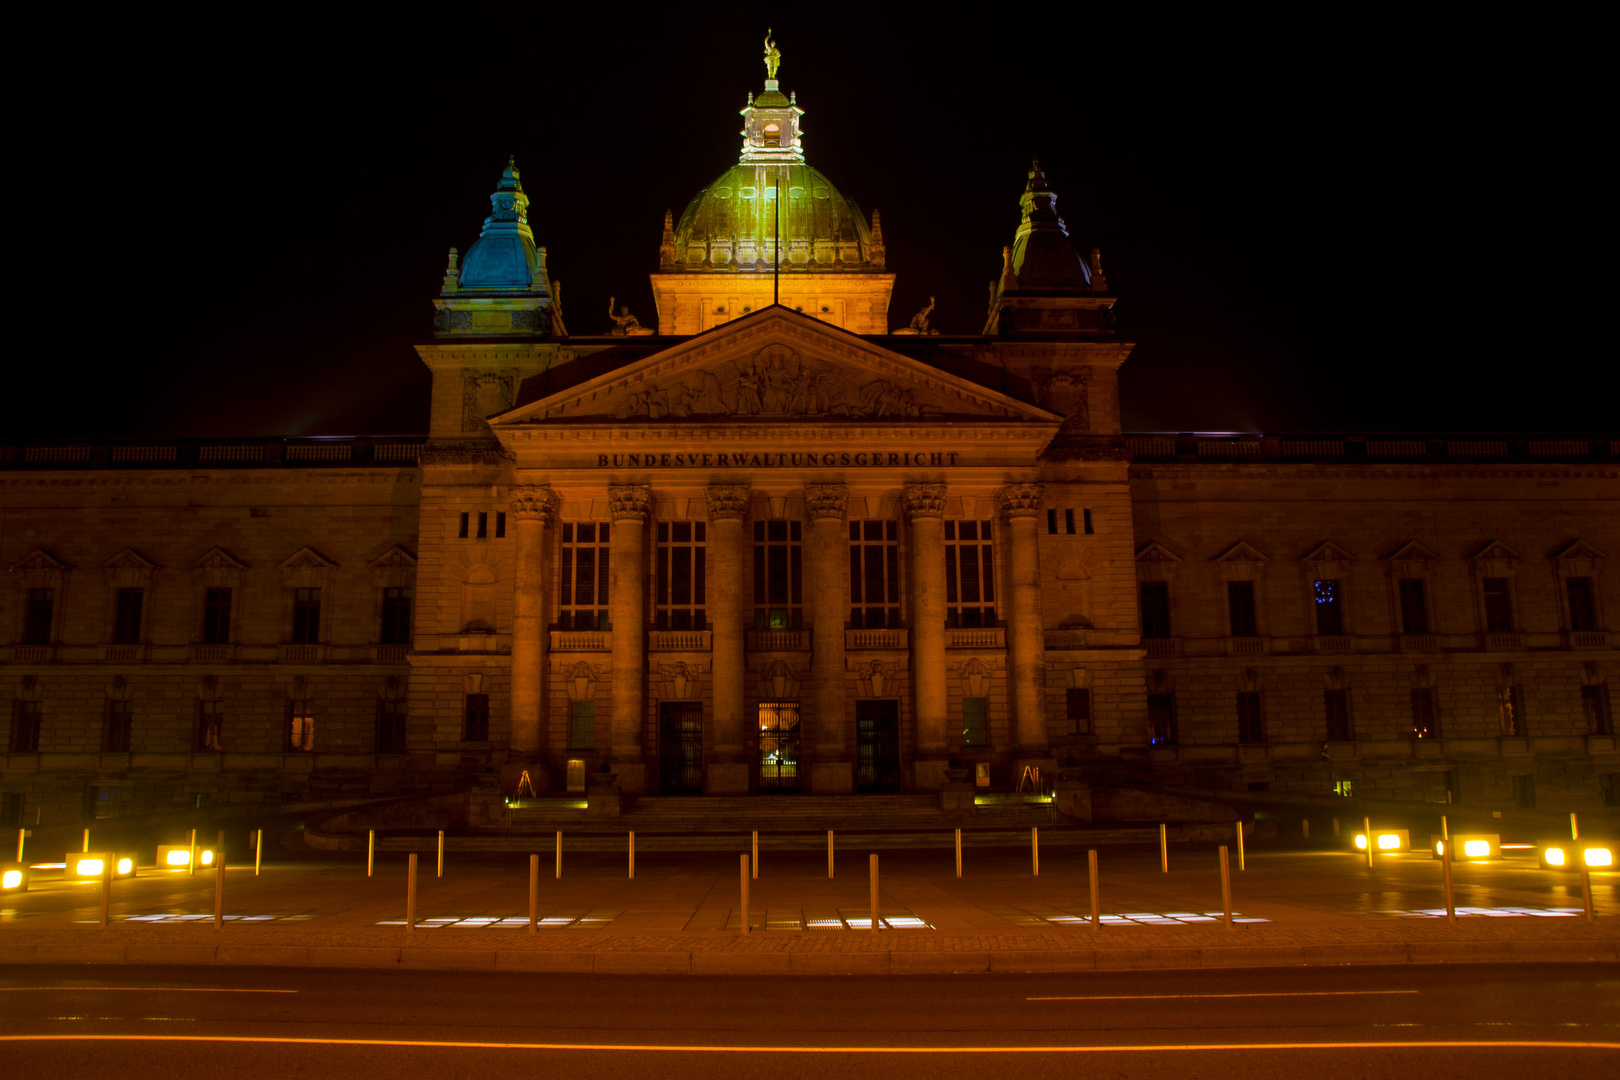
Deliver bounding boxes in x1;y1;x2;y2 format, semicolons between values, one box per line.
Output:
16;6;1608;439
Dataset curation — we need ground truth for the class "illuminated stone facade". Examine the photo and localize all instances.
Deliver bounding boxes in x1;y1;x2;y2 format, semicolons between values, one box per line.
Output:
2;58;1617;825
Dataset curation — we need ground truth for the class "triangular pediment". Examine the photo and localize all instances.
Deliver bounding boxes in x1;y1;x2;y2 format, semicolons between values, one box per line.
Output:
278;546;337;571
1302;540;1356;564
368;545;418;570
1214;540;1269;563
1386;540;1439;563
492;307;1061;426
193;547;248;571
100;548;156;571
1135;541;1183;564
10;548;66;573
1472;540;1522;562
1555;539;1606;561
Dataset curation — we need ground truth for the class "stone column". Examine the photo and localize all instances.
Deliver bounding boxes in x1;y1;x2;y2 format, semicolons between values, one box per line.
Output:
705;484;751;794
508;485;556;764
998;483;1048;754
804;484;851;794
903;483;948;787
608;485;651;792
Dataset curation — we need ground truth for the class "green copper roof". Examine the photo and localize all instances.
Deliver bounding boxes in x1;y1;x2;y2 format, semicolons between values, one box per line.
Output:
671;163;878;271
457;158;540;291
1009;160;1091;290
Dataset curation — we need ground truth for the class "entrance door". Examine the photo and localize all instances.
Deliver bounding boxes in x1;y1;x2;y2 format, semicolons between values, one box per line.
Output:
757;701;801;791
659;702;704;794
856;700;901;792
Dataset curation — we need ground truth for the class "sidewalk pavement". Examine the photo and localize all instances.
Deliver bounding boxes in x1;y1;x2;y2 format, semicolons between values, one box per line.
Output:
3;847;1616;975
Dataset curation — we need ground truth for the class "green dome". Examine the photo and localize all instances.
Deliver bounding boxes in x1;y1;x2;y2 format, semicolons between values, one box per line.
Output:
670;163;879;271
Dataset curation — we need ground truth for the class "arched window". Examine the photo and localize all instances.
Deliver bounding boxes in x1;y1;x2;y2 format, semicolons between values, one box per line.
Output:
762;122;780;148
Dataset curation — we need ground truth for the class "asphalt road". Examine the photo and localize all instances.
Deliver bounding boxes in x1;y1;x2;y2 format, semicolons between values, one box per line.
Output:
1;963;1615;1078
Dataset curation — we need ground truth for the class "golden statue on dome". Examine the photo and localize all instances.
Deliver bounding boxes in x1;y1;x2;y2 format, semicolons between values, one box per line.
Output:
763;29;781;80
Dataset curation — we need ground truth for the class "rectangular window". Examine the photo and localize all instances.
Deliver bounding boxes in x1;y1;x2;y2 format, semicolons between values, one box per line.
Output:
961;696;989;746
1227;581;1258;637
1601;772;1619;808
9;700;42;753
1313;579;1343;636
758;701;801;790
654;521;707;630
1333;779;1354;797
202;587;232;644
195;700;223;751
1139;582;1171;638
1324;689;1352;741
113;588;144;645
1083;508;1094;535
1410;687;1439;739
1582;685;1613;736
24;588;54;644
569;700;596;749
945;520;996;627
1046;509;1058;534
477;511;488;539
752;519;803;630
292;588;321;644
495;512;506;539
849;520;902;628
1512;774;1536;809
458;512;469;539
1236;691;1264;744
288;701;314;752
380;587;413;644
463;693;490;742
1398;578;1428;634
1064;508;1077;535
376;699;407;754
1567;577;1597;632
1066;687;1092;736
1147;693;1177;746
1;792;22;828
560;522;612;631
1497;685;1525;737
1483;577;1513;632
103;700;133;753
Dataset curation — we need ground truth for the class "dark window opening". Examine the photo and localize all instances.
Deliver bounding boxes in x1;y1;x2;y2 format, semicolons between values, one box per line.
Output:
495;512;506;538
288;701;314;752
1582;685;1613;736
113;588;144;645
569;700;595;749
1512;774;1536;809
1148;693;1177;746
1046;509;1057;535
9;700;42;753
292;588;321;644
1313;579;1343;636
1410;687;1439;739
1601;773;1619;808
458;512;469;539
849;520;901;628
1567;577;1597;632
1498;685;1525;737
1139;582;1171;638
962;696;989;746
1083;508;1094;534
1064;509;1076;535
203;588;232;644
752;519;803;631
1236;691;1264;744
1399;578;1428;634
1227;581;1258;637
1066;687;1092;736
103;700;132;753
376;699;407;754
1325;689;1352;741
381;587;413;645
196;700;223;751
463;693;490;742
1483;577;1513;632
561;522;612;631
655;521;707;630
945;520;996;628
24;588;54;645
477;511;488;539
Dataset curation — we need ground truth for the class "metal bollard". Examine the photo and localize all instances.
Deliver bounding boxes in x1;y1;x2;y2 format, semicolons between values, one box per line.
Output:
437;830;444;878
214;850;226;929
1440;815;1455;921
100;860;112;929
83;828;91;853
1302;818;1310;840
555;830;563;879
189;828;197;876
1032;827;1039;877
739;854;750;935
1235;820;1246;871
16;827;25;862
869;853;879;933
827;830;834;879
1219;846;1233;929
254;829;263;876
1364;816;1373;868
1573;813;1594;921
1159;823;1169;873
1332;816;1341;838
406;853;417;931
528;854;539;933
752;831;759;880
628;831;636;880
367;829;375;878
1088;848;1100;928
955;828;963;878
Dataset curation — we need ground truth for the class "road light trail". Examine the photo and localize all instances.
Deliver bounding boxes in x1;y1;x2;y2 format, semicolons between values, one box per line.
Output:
1028;990;1420;1001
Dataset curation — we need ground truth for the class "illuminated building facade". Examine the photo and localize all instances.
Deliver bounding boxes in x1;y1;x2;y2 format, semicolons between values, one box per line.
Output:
2;51;1617;825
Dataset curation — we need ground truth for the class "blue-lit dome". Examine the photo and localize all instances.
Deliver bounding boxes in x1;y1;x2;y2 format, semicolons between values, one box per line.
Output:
457;158;539;290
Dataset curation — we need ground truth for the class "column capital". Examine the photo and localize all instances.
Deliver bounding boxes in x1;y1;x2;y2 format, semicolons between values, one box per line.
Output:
901;482;947;521
705;484;751;521
803;484;849;522
509;484;558;523
996;482;1045;519
608;485;652;521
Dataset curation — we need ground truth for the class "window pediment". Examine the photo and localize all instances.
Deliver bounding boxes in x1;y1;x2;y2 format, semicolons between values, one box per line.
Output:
1302;540;1356;565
